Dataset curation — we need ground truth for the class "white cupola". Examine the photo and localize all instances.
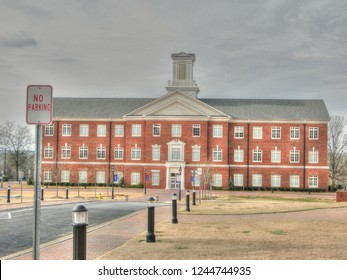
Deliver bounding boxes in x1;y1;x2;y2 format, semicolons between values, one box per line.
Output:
165;52;200;98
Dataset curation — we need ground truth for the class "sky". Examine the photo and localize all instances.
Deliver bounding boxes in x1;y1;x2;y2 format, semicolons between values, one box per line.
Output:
1;0;347;127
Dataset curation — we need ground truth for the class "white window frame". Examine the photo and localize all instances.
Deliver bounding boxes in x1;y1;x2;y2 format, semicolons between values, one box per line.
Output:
290;149;300;163
61;145;71;159
234;126;244;139
252;174;262;187
233;174;244;187
309;127;319;140
271;175;281;187
234;148;244;162
192;124;201;137
271;150;281;163
252;147;262;162
97;124;107;137
253;126;263;139
115;125;124;137
213;174;223;187
309;150;319;164
96;146;106;159
96;171;106;184
44;170;52;182
132;124;141;137
152;171;160;186
213;125;223;138
79;124;89;137
172;124;182;137
212;147;222;162
308;175;319;188
131;172;141;185
62;124;71;136
192;146;201;161
44;145;53;159
78;171;88;183
114;147;124;160
153;124;161;136
61;170;70;183
271;127;281;139
152;145;160;161
131;146;141;160
79;146;88;159
45;124;54;136
290;127;300;139
290;175;300;188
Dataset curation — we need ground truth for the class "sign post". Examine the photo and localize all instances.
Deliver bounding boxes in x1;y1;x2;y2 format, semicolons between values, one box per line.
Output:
26;85;53;260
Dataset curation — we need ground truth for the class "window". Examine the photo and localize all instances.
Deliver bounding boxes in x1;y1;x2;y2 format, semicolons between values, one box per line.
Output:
192;146;201;161
234;148;244;162
171;147;182;161
45;124;54;136
233;174;244;187
309;127;319;140
44;170;52;182
152;145;160;161
253;147;262;162
192;174;201;187
96;171;106;184
153;124;161;136
290;127;300;139
131;146;141;160
62;124;71;136
114;172;123;183
309;149;319;163
213;174;223;187
213;125;223;138
78;171;88;183
271;127;281;139
61;145;71;159
132;124;141;137
271;175;281;187
192;124;201;137
172;124;181;137
271;150;281;163
97;124;106;137
114;147;124;160
309;175;318;188
152;171;160;186
131;172;140;185
212;147;222;161
252;174;262;187
290;175;300;188
44;145;53;158
61;170;70;183
234;126;244;139
290;149;300;163
97;146;106;159
253;126;262;139
80;124;89;137
79;146;88;159
115;125;124;137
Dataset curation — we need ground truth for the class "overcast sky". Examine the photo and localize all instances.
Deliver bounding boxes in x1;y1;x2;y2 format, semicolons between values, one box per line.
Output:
1;0;347;127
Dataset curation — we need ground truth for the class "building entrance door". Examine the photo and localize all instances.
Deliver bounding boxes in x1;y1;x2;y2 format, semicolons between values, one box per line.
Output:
170;173;178;189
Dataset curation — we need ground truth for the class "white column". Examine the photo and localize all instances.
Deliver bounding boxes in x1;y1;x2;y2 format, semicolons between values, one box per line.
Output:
165;167;170;189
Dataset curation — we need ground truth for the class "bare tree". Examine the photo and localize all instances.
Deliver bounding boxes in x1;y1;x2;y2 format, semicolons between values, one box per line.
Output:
0;122;34;180
199;159;215;200
328;115;347;188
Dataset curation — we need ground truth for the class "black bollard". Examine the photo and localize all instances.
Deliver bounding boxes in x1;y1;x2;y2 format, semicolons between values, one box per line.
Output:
41;186;44;201
7;186;11;203
146;197;156;243
185;190;190;212
72;205;88;260
172;193;178;224
192;189;196;205
66;187;69;199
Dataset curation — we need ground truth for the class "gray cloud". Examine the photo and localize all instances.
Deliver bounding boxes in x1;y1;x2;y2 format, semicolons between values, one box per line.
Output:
2;32;38;48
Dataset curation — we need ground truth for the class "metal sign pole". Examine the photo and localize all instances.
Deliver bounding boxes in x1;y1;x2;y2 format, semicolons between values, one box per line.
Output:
33;124;42;260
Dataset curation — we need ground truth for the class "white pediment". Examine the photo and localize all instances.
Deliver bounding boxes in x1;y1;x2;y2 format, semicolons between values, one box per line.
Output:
125;90;230;119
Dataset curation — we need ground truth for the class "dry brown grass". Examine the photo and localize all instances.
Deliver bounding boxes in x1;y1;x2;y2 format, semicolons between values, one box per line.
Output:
97;196;347;260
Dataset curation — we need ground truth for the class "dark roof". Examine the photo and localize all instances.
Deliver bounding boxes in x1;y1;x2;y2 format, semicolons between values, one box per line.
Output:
53;97;330;122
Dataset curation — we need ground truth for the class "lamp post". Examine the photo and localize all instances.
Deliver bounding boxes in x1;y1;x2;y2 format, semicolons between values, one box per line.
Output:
178;166;182;201
72;205;88;260
146;197;156;243
111;165;115;199
172;193;178;224
144;169;147;194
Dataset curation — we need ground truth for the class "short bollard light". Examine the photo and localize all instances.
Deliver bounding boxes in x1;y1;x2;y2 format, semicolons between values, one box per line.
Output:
66;187;69;199
7;186;11;203
186;190;190;212
171;193;178;224
146;197;156;243
192;188;196;205
41;186;44;201
72;205;88;260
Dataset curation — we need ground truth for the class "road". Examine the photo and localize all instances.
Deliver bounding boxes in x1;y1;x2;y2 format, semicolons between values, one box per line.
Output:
0;200;153;258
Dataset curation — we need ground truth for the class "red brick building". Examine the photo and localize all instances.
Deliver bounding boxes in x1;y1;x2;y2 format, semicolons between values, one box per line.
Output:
42;52;330;190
